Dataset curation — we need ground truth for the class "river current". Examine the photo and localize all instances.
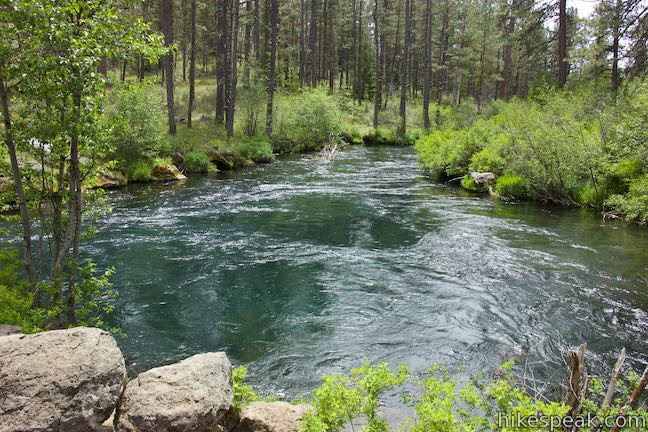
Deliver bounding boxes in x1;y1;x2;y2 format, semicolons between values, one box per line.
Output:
86;146;648;396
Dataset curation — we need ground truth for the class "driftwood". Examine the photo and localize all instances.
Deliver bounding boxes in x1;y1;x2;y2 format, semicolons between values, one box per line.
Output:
564;343;587;419
603;348;627;409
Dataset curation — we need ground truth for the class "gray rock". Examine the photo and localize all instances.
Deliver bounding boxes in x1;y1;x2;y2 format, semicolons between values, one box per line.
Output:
469;171;496;185
0;324;21;337
117;352;233;432
234;402;311;432
0;327;127;432
151;163;187;181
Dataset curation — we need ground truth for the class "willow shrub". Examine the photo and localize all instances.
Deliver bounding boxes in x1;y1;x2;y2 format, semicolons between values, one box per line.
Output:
415;90;643;207
295;360;648;432
273;88;342;153
106;82;167;162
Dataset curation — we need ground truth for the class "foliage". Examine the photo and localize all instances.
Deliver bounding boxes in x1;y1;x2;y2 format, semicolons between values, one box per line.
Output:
127;160;153;183
460;175;477;192
495;175;530;200
107;83;167;162
0;249;42;333
416;87;648;217
300;361;409;432
274;89;342;152
233;366;259;413
298;359;648;432
605;175;648;223
184;151;212;173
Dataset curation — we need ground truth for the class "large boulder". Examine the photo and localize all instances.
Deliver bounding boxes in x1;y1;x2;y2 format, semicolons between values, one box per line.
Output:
151;163;187;181
117;352;233;432
88;170;128;190
0;324;21;337
0;327;127;432
234;402;311;432
207;150;246;170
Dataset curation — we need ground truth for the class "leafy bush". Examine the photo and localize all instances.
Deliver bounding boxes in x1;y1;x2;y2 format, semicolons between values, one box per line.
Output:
127;160;152;183
495;174;529;200
363;127;397;146
605;174;648;223
107;83;166;162
274;88;342;152
299;359;648;432
469;148;504;174
0;249;43;333
460;175;477;191
184;151;212;173
233;366;259;413
300;361;409;432
415;129;479;177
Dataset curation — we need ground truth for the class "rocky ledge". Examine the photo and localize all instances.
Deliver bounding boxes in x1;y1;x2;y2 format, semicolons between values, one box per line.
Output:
0;327;308;432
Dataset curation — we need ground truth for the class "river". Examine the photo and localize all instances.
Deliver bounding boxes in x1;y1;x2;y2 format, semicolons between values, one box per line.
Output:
86;146;648;397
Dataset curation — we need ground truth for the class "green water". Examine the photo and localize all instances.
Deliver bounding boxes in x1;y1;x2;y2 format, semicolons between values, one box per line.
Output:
87;146;648;395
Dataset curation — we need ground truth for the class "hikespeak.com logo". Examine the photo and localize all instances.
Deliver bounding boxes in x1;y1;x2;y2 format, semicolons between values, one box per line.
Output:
497;411;647;430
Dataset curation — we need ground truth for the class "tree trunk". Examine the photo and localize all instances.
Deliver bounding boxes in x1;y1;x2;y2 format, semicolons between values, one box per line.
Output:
611;0;622;93
227;0;240;138
188;0;197;128
499;0;516;100
0;76;37;289
399;0;411;134
557;0;568;88
300;0;307;86
161;0;177;134
422;0;432;129
216;0;229;125
266;0;278;135
373;0;382;128
308;0;318;86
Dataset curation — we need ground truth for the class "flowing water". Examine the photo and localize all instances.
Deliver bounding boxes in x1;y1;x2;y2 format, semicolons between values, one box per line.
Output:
87;146;648;396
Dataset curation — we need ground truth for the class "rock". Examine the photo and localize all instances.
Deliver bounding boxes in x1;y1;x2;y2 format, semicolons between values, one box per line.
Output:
469;171;496;185
88;170;128;190
0;327;127;432
208;150;245;170
0;324;21;337
117;352;233;432
234;402;311;432
151;163;187;181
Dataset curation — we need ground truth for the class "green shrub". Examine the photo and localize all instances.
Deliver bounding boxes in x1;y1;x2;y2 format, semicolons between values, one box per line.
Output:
233;366;259;413
223;136;274;163
600;158;644;197
184;151;212;173
495;174;529;200
469;148;504;174
107;83;166;161
605;174;648;223
127;160;152;183
275;88;342;152
0;249;43;333
363;127;397;146
460;175;477;191
415;129;478;177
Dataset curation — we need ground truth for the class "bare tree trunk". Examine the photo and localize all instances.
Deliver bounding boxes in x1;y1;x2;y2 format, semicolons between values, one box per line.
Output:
373;0;382;128
188;0;197;128
308;0;318;86
216;0;229;125
266;0;278;135
399;0;411;134
227;0;240;138
499;0;516;100
299;0;306;86
0;76;37;289
611;0;622;93
557;0;568;88
161;0;177;134
422;0;432;129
